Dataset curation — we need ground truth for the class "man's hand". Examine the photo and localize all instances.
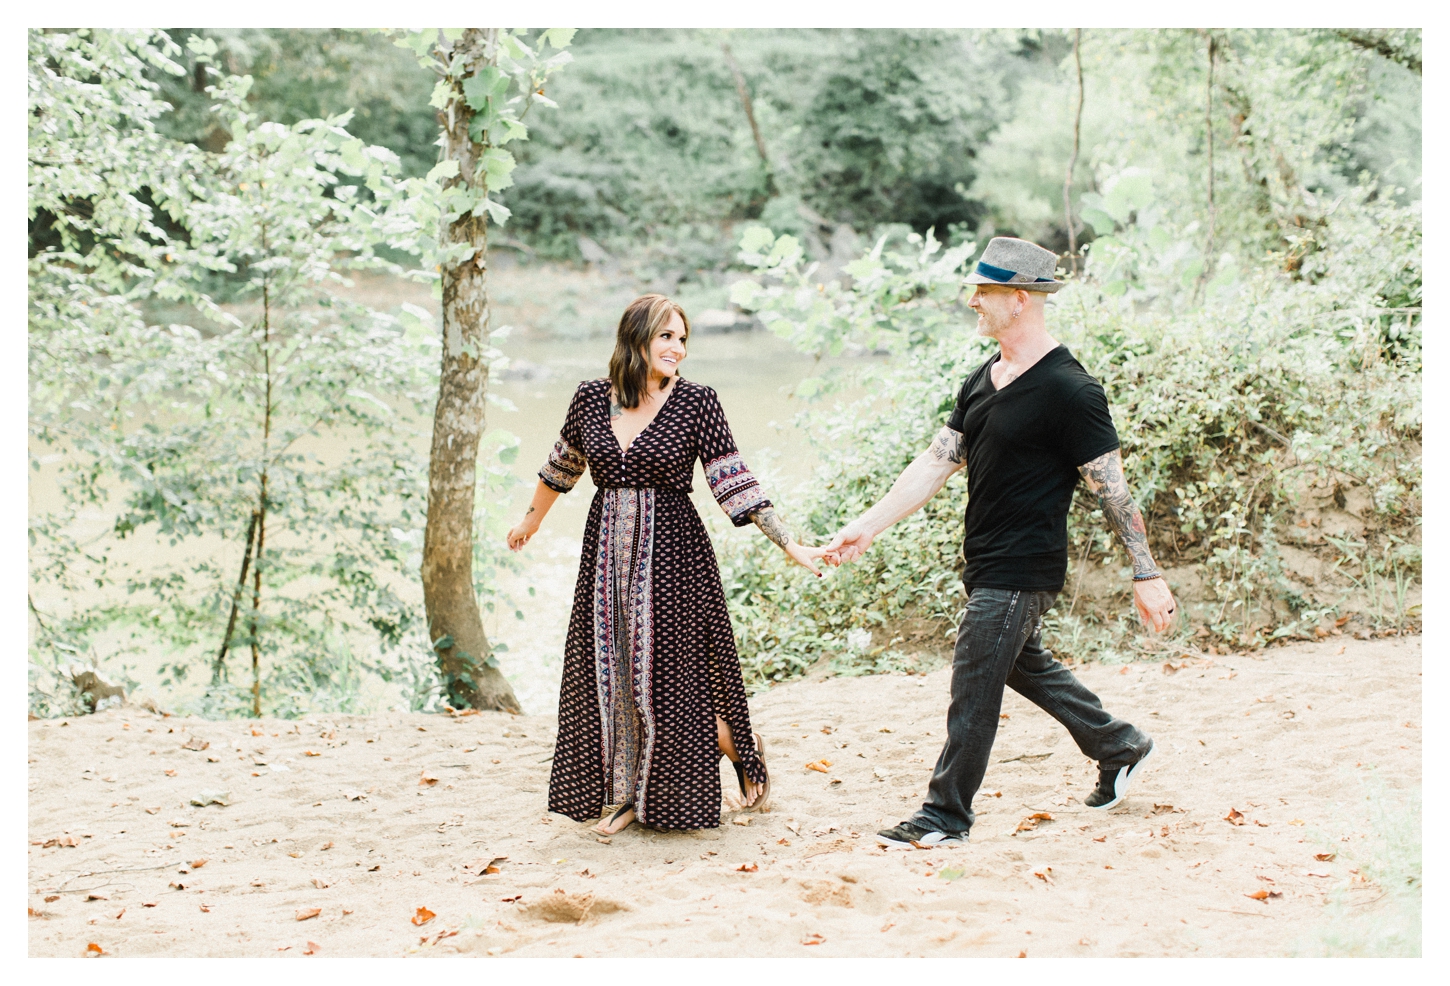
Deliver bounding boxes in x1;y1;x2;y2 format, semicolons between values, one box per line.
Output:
824;522;874;564
1134;577;1177;633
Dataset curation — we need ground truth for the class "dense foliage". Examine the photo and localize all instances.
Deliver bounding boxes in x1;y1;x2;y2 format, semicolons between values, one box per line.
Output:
718;31;1420;685
29;30;449;716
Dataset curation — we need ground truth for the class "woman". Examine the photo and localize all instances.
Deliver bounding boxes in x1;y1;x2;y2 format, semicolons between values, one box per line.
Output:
507;294;829;835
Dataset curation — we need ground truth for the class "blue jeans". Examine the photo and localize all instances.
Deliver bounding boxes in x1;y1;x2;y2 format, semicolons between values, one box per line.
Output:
910;587;1151;836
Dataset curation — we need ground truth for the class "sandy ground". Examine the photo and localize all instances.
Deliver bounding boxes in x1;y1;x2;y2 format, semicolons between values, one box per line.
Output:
28;635;1419;958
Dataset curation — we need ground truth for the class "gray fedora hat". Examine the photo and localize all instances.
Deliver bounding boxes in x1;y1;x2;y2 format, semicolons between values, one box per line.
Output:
964;236;1065;293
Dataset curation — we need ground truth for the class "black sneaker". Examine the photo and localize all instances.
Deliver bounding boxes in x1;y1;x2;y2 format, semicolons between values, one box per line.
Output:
874;820;967;849
1085;739;1156;810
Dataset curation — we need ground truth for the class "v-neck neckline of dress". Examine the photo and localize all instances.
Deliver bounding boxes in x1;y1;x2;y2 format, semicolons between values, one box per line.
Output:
607;378;680;459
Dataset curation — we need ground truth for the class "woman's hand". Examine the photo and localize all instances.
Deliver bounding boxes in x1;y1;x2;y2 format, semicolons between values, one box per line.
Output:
783;541;833;576
507;514;540;552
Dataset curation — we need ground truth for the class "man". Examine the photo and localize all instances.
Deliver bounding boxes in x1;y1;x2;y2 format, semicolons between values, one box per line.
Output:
824;236;1176;849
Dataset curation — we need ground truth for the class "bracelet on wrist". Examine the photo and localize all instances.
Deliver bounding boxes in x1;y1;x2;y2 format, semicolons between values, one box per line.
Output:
1132;572;1163;582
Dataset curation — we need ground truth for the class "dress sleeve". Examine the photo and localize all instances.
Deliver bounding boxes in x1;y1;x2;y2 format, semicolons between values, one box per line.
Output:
697;385;773;527
538;382;590;494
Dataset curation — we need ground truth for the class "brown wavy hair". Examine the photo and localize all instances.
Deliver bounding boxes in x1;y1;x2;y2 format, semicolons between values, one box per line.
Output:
608;294;690;409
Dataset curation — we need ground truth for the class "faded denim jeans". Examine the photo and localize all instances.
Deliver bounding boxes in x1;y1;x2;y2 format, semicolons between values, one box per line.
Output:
910;587;1151;836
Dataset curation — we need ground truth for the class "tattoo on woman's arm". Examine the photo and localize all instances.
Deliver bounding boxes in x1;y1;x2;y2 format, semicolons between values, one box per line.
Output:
750;507;791;549
1078;451;1156;576
929;426;964;465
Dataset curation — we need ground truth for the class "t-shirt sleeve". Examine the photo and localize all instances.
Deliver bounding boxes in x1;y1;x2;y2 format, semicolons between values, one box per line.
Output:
945;376;972;433
1061;380;1121;468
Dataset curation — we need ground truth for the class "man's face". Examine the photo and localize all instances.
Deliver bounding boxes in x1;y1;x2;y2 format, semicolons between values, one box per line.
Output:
967;284;1020;339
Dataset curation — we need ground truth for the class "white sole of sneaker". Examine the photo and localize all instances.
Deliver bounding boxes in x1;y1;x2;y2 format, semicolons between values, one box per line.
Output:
1095;740;1156;811
874;831;965;850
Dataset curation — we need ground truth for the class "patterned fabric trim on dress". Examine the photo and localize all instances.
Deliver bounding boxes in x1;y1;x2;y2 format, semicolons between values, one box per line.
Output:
539;437;587;493
703;452;770;527
592;487;657;819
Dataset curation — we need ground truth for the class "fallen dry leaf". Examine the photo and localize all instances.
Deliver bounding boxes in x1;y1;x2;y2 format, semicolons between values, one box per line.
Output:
296;907;321;921
181;736;209;751
288;852;303;858
1015;812;1054;832
731;816;753;826
303;941;320;956
804;761;829;773
84;943;104;957
1225;808;1246;826
736;863;759;872
44;895;59;903
419;772;439;787
142;902;157;908
801;933;825;946
304;750;321;757
86;893;108;901
198;904;210;913
190;859;207;869
1315;852;1337;862
1246;889;1269;901
1034;867;1054;884
59;835;79;847
1018;950;1028;958
164;769;177;777
1092;835;1107;843
778;838;791;846
312;877;330;889
319;841;335;851
412;906;436;926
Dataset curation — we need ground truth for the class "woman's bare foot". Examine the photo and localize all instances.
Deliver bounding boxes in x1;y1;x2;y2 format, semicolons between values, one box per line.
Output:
592;804;635;835
717;716;765;808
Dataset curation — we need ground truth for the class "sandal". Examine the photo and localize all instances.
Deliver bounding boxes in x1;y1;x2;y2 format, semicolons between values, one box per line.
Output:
731;733;771;812
595;802;635;834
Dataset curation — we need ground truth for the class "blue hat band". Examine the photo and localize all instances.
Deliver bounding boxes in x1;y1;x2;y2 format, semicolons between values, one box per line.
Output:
976;259;1053;283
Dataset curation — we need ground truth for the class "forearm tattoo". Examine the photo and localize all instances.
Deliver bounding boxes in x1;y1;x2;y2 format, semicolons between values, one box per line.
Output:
929;426;964;465
1078;451;1156;576
750;507;791;549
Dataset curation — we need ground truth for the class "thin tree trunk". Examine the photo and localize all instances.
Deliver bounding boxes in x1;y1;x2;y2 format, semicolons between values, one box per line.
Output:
1200;31;1218;289
422;27;521;713
721;41;776;196
213;509;259;685
250;269;272;719
1062;28;1084;274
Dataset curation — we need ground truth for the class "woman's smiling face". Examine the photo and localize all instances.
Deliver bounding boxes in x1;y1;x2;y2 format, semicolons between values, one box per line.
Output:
647;312;688;381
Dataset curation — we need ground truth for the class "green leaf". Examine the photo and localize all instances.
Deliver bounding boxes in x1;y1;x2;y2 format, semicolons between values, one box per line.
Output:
479;147;516;192
540;28;578;49
498;444;519;465
1080;207;1117;236
739;225;775;255
462;67;509;112
425;159;460;183
477;197;511;226
1104;167;1154;223
766;234;802;267
495;118;528;146
729;279;763;307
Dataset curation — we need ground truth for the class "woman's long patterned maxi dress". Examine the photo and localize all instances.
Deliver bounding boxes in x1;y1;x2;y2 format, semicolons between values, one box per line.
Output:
539;378;770;830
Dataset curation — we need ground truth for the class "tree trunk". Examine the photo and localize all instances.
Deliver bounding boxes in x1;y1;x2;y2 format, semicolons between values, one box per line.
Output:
1062;28;1084;274
721;42;776;197
213;508;259;685
421;27;521;713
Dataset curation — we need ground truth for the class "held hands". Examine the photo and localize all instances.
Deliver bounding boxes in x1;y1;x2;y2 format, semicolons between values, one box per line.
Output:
1134;577;1177;633
821;522;874;566
783;541;835;577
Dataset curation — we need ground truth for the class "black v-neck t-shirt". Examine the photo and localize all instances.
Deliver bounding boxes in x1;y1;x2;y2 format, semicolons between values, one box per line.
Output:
946;345;1120;592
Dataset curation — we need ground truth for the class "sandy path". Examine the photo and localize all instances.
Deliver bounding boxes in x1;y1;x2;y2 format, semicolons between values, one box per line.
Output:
28;635;1419;958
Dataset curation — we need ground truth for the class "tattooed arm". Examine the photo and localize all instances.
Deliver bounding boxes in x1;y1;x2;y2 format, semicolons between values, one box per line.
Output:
747;506;828;576
507;482;561;551
824;425;967;564
749;506;791;549
1077;449;1177;633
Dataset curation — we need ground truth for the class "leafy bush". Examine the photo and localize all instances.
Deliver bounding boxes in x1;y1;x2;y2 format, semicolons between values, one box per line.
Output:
719;173;1419;684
